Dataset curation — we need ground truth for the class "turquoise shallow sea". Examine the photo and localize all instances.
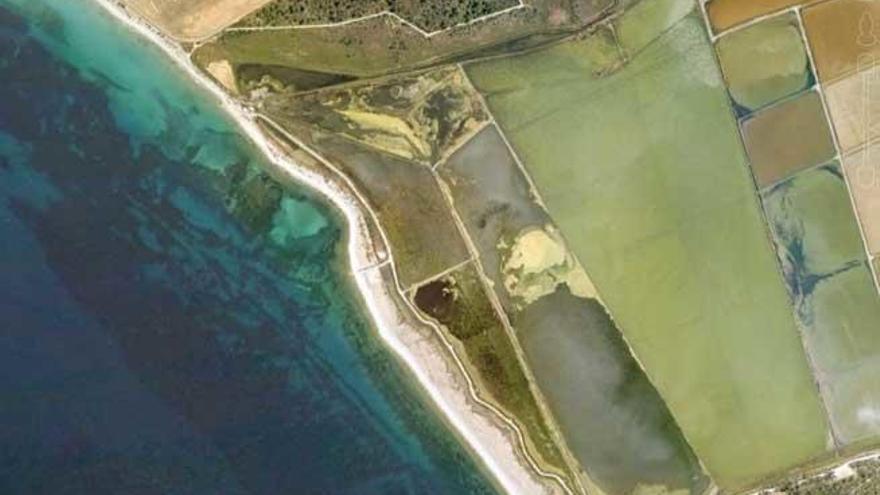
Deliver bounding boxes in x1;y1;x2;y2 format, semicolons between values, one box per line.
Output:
0;1;496;493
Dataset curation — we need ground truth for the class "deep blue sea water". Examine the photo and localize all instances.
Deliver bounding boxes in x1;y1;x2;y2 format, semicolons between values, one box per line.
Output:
0;2;496;494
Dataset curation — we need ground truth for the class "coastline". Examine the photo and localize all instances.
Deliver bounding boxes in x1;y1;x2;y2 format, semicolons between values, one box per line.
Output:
88;1;569;494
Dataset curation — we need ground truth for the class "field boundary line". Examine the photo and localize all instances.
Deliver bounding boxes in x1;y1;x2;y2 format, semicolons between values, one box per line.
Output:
224;1;525;40
403;256;476;294
432;119;493;171
706;0;878;85
705;0;835;41
357;258;391;273
457;66;550;210
707;4;800;42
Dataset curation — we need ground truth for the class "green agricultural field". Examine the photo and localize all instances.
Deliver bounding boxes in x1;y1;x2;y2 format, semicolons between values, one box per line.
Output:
763;164;880;445
192;16;424;78
466;11;830;490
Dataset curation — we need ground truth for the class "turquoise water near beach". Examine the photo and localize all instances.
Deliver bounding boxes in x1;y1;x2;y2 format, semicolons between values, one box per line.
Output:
0;1;497;493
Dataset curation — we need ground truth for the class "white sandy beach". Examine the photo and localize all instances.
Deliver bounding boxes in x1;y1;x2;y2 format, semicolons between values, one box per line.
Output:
89;1;571;494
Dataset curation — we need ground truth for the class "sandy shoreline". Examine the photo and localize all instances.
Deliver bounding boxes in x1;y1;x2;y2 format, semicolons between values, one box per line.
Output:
88;1;568;493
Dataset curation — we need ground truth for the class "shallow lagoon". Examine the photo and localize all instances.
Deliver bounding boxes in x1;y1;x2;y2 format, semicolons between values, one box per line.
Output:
467;11;829;489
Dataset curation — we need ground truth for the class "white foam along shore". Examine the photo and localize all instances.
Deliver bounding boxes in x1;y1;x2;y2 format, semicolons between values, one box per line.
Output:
89;1;566;494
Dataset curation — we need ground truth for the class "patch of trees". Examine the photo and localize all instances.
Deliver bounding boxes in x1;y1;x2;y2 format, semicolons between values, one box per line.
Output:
237;0;519;33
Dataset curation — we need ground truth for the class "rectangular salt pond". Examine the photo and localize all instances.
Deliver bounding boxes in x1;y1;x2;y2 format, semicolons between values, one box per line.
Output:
762;163;880;445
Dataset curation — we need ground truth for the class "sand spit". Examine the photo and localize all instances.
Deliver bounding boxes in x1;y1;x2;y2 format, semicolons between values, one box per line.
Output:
91;1;568;494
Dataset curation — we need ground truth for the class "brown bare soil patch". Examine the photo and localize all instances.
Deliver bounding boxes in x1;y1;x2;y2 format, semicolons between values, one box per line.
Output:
803;0;880;83
120;0;274;41
742;91;836;187
707;0;804;33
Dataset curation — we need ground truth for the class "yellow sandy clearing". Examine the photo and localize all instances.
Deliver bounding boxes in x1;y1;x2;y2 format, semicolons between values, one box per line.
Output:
206;59;237;93
338;109;430;159
502;226;598;307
